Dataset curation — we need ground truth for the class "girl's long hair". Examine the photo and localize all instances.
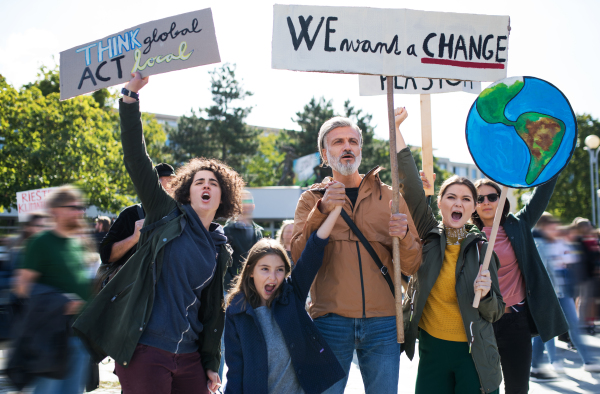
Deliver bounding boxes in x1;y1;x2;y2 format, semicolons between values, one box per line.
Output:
225;239;292;310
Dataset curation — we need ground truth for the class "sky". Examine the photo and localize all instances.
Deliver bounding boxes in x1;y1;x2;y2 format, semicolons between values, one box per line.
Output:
1;0;599;163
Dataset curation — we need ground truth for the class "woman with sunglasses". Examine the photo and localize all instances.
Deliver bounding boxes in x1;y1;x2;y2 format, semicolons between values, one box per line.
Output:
472;178;568;393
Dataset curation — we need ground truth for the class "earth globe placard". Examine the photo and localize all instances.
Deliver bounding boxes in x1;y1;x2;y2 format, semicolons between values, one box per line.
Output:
466;76;577;188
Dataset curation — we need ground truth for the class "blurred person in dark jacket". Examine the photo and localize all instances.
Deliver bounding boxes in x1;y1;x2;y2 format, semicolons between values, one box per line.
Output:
93;216;111;252
570;218;600;330
12;185;91;394
532;213;600;377
0;213;48;340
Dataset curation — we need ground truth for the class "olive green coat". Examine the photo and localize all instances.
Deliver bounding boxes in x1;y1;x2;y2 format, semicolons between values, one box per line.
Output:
73;100;232;373
398;148;505;393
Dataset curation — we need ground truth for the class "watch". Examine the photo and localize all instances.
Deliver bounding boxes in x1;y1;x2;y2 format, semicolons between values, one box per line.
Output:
121;88;139;100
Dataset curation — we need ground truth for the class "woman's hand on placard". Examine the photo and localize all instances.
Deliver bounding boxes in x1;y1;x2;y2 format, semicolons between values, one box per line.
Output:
419;171;437;190
123;72;149;103
474;266;492;298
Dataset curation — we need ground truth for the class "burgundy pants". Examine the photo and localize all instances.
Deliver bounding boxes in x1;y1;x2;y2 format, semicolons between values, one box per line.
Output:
116;344;209;394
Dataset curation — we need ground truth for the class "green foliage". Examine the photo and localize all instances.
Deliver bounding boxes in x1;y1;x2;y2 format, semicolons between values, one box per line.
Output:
288;97;335;158
167;63;259;172
515;114;600;224
0;67;167;213
245;132;285;186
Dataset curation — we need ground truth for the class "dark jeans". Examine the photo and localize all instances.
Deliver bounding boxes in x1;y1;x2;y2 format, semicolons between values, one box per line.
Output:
116;344;208;394
493;311;531;394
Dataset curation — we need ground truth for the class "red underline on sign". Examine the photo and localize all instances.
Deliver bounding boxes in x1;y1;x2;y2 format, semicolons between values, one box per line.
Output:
421;58;505;69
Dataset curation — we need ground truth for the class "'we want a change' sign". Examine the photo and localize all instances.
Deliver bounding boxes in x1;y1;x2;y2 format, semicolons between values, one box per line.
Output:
60;9;220;100
272;5;510;82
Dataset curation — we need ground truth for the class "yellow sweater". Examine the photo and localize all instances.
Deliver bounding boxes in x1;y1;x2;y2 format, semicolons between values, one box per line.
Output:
418;244;467;342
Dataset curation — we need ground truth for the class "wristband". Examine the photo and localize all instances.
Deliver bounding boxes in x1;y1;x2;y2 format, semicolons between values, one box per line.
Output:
121;88;139;100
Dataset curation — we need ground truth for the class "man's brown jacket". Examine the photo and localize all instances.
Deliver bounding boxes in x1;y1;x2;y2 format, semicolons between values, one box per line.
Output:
291;166;422;319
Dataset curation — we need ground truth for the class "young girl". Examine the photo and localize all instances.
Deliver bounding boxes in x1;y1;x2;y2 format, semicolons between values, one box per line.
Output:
472;178;569;390
224;205;345;394
394;107;505;394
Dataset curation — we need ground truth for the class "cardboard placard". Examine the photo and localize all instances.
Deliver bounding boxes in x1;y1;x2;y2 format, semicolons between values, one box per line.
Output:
359;75;481;95
272;5;509;81
466;76;577;188
60;9;221;100
16;187;59;222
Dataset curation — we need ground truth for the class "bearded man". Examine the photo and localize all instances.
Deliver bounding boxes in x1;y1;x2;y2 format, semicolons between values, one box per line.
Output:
291;114;422;394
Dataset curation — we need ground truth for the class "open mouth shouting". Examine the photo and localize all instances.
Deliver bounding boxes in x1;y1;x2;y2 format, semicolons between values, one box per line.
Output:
450;210;463;223
201;191;211;203
340;151;356;161
264;283;278;297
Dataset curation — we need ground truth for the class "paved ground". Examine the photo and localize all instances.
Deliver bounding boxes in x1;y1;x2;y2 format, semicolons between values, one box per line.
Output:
0;332;598;393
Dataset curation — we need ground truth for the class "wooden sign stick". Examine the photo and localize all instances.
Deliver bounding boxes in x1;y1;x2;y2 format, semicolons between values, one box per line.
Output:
386;77;405;343
472;185;510;308
420;94;434;196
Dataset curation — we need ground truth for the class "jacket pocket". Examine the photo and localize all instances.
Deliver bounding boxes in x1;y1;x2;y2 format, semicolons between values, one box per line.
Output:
478;321;501;371
110;282;134;303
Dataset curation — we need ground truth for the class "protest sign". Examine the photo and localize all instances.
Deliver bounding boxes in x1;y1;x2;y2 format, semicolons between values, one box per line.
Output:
60;9;220;100
466;76;577;307
272;5;510;81
293;152;321;186
16;187;59;222
359;76;481;96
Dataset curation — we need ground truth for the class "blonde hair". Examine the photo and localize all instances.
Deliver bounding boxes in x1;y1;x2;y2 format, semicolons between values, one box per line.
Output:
276;220;294;245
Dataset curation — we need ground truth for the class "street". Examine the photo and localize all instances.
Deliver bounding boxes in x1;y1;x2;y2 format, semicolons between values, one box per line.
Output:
1;333;597;393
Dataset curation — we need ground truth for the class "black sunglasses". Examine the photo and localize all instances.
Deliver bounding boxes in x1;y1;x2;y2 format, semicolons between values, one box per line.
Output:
60;205;86;211
477;193;499;204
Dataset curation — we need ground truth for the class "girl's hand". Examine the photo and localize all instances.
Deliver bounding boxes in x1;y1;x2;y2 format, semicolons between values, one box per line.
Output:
122;72;149;103
206;369;221;393
419;171;437;190
316;194;342;240
474;266;492;298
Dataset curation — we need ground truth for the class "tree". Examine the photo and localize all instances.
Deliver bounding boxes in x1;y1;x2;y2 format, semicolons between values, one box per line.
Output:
167;63;259;172
0;68;167;213
288;97;335;158
245;132;285;186
515;114;600;224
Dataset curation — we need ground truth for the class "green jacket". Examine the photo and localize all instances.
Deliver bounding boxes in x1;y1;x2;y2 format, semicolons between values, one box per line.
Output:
398;148;505;393
73;100;232;373
499;178;568;341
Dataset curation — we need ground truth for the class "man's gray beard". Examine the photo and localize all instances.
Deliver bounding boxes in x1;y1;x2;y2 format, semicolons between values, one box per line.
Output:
326;150;362;176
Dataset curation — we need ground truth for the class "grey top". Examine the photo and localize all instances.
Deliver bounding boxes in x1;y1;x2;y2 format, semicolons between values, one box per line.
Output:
254;306;305;394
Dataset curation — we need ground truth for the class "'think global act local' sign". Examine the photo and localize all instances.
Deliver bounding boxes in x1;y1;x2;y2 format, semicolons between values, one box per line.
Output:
60;9;221;100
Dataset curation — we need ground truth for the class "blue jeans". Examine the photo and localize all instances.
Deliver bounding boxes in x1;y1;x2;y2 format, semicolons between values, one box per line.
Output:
33;336;89;394
532;297;593;367
314;314;400;394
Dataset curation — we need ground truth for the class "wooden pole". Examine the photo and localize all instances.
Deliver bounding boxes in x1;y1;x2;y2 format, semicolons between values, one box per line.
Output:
472;185;510;308
386;76;405;343
420;94;434;196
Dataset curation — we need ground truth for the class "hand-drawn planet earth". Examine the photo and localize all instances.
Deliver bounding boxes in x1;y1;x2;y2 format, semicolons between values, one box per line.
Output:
466;76;577;188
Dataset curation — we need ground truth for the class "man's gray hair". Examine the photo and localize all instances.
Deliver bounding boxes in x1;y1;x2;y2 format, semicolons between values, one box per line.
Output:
317;117;362;165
